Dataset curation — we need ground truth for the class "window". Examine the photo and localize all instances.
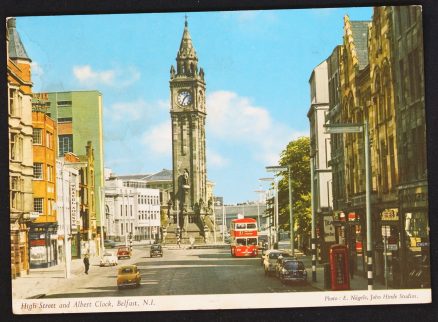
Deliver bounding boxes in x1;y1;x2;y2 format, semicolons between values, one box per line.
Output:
9;88;20;116
58;117;72;123
34;198;43;214
33;128;43;145
57;100;72;106
33;163;43;179
47;165;54;182
389;136;396;189
45;131;53;149
10;133;17;160
10;176;22;210
58;134;73;157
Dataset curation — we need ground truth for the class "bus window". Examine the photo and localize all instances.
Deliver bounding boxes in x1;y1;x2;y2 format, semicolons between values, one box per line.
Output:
236;238;246;246
247;238;257;245
236;223;246;229
247;223;256;229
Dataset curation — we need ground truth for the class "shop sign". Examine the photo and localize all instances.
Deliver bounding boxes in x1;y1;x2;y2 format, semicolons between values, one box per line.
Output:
323;215;336;242
387;244;398;251
332;211;345;222
348;212;360;221
381;208;399;221
70;183;78;232
416;241;429;247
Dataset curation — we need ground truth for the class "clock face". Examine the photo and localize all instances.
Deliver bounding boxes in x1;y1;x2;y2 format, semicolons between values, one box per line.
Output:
177;91;192;106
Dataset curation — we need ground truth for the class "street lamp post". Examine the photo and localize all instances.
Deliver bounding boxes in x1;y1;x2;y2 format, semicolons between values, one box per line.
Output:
324;121;373;290
259;177;274;247
288;167;294;257
254;189;265;232
310;157;317;282
266;166;288;249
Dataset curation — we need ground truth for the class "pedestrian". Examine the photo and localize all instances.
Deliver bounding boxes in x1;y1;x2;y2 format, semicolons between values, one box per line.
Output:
83;254;90;275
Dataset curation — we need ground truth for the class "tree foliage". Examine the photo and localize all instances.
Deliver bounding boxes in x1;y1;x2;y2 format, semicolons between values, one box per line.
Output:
275;137;311;239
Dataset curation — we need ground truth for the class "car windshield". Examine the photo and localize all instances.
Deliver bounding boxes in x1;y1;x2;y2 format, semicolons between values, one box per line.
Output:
103;253;113;257
269;252;281;259
120;267;134;274
118;247;128;251
151;245;161;250
284;261;305;270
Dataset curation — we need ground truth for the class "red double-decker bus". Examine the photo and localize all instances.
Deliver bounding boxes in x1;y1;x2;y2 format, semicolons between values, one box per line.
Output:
230;218;258;257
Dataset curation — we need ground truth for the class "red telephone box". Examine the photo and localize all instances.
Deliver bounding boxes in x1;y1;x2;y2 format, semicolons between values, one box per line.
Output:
329;244;350;290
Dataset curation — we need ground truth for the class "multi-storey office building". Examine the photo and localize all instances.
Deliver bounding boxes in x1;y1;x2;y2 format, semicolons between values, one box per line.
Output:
40;91;104;241
307;60;334;262
7;17;34;277
105;174;161;242
29;96;58;268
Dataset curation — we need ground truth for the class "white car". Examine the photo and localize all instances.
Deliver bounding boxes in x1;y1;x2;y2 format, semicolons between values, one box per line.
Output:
263;250;290;275
100;252;118;267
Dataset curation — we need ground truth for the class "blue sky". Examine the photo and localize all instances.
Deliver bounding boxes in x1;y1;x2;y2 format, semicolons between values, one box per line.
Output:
17;7;372;204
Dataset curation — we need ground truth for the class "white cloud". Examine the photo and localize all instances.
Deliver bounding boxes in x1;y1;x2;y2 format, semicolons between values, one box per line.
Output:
141;121;172;155
72;65;140;88
207;90;307;165
31;61;44;77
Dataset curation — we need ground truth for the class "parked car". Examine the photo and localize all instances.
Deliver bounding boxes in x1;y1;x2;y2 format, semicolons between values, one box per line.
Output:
274;253;295;277
117;246;131;260
150;244;163;257
277;260;308;284
100;252;118;267
117;265;141;289
263;250;291;275
104;239;116;248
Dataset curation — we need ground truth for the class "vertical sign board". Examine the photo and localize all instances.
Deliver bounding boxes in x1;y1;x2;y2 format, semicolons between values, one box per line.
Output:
323;215;336;242
70;182;77;234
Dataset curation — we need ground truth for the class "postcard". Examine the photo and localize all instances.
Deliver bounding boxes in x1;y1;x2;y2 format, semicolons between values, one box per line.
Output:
7;5;431;315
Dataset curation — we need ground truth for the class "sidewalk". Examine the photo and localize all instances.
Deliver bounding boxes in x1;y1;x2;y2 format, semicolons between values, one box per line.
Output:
11;255;100;300
301;256;391;291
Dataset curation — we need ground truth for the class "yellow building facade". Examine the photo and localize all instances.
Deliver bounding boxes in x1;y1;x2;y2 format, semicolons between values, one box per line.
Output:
30;94;58;268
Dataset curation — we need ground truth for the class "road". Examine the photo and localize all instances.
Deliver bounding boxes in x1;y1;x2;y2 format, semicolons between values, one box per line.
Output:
42;246;318;298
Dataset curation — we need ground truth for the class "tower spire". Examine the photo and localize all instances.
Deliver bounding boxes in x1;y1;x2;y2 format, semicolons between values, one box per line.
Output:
176;16;198;76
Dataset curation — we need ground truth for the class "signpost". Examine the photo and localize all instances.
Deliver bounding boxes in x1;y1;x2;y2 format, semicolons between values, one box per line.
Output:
325;121;373;290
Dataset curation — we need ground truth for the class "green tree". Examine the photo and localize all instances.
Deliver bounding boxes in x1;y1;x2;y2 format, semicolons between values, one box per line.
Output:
276;136;311;247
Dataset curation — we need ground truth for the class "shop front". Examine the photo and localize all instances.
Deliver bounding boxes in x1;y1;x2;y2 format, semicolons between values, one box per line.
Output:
376;208;401;288
398;183;429;289
29;223;58;268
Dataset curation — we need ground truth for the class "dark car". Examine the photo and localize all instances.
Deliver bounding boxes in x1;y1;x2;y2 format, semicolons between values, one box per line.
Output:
277;260;308;284
150;244;163;258
104;239;116;248
274;253;295;277
117;246;131;260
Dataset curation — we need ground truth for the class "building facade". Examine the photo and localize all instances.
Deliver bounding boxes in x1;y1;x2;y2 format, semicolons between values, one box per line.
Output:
30;95;58;268
41;90;105;240
390;6;428;288
307;60;334;262
8;17;34;277
105;175;161;243
326;7;428;288
55;158;81;264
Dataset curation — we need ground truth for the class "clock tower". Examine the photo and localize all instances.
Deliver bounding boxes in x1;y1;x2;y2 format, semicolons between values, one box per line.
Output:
170;18;207;234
